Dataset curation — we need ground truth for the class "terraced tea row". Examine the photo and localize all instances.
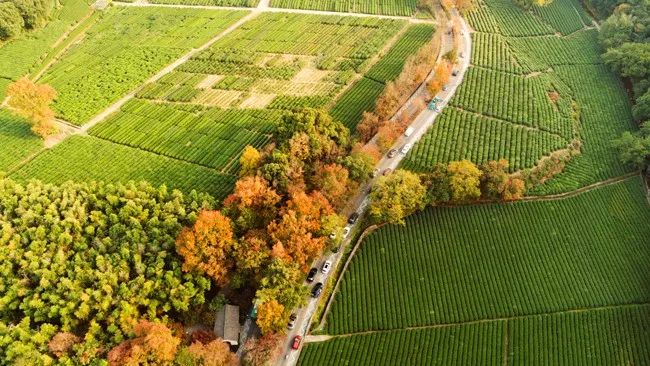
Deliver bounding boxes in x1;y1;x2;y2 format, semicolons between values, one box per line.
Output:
0;111;42;173
39;7;247;124
9;136;236;199
324;178;650;334
301;304;650;365
270;0;418;16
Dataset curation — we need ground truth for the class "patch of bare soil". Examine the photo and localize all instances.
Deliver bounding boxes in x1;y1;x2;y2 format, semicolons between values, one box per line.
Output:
197;75;224;89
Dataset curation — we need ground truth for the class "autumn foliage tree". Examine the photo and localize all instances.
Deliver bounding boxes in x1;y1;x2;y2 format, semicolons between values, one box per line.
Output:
107;321;180;366
427;60;452;95
242;333;284;366
6;77;58;138
223;176;281;233
176;210;236;286
313;163;352;209
447;160;482;201
369;169;427;225
182;340;238;366
256;299;286;335
239;145;262;177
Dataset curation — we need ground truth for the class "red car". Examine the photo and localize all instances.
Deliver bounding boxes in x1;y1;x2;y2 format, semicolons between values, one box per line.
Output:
291;335;302;350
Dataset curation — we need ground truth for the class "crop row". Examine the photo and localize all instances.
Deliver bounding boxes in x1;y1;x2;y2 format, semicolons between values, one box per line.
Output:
471;33;528;74
0;110;42;173
149;0;259;6
402;108;568;172
10;136;237;199
330;77;385;129
451;67;572;137
39;7;246;124
531;0;591;35
324;178;650;334
270;0;417;16
302;304;650;365
365;24;435;83
482;0;555;37
529;64;635;194
90;99;279;170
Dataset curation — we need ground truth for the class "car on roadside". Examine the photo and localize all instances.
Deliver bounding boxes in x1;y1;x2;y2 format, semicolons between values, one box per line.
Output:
287;313;297;330
371;168;379;178
311;282;323;297
442;84;448;91
383;168;392;176
387;149;397;158
321;260;332;274
348;212;359;225
459;52;464;58
291;335;302;350
306;267;318;283
400;143;412;154
452;70;459;77
329;232;336;240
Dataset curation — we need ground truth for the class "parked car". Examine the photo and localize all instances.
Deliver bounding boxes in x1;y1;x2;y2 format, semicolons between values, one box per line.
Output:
287;313;297;329
292;335;302;350
387;149;397;158
459;52;464;58
442;84;448;91
343;226;351;238
311;282;324;297
372;168;380;178
306;267;318;282
452;70;459;77
348;212;359;225
383;168;392;176
400;143;412;154
321;260;332;274
404;126;414;137
329;232;336;240
332;245;340;253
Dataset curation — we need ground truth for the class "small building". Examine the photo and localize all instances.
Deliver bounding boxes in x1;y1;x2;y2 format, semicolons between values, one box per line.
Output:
214;304;240;347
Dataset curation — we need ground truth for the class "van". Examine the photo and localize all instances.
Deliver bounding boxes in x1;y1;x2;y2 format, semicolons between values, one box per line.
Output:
404;127;414;137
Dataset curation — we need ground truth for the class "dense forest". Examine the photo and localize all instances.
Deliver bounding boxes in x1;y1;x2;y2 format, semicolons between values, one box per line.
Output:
0;0;56;40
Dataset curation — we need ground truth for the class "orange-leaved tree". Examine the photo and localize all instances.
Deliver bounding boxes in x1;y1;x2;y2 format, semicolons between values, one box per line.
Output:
223;176;281;232
313;163;351;209
6;77;58;138
107;320;180;366
256;299;286;335
176;210;236;286
183;339;238;366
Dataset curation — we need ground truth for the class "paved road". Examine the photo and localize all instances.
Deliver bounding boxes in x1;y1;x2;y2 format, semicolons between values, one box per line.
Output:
277;9;472;366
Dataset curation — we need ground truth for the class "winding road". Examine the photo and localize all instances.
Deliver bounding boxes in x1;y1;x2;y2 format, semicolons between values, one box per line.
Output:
276;9;472;366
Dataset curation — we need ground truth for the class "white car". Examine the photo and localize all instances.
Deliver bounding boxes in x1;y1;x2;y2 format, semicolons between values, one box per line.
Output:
321;260;332;274
342;226;351;238
400;143;412;154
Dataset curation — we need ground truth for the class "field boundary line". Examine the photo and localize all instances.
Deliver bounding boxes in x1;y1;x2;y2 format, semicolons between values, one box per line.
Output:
113;1;437;24
522;172;638;202
502;320;509;366
73;9;258;135
4;148;48;176
317;301;650;340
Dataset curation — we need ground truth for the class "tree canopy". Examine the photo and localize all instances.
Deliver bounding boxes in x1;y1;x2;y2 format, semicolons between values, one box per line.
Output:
0;179;214;363
369;169;427;225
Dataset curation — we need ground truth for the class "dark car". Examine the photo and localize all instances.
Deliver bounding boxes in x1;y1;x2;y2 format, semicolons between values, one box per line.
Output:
348;212;359;225
287;313;298;329
306;267;318;283
387;149;397;158
382;168;392;176
311;282;324;297
452;70;459;77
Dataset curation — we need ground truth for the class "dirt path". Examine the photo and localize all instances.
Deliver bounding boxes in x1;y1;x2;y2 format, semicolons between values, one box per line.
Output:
313;301;650;340
522;173;638;202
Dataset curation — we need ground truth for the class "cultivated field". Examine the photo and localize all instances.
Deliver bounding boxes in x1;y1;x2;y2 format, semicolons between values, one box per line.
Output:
0;111;42;173
302;177;650;363
10;136;236;199
403;0;635;193
270;0;418;16
300;304;650;365
39;7;247;124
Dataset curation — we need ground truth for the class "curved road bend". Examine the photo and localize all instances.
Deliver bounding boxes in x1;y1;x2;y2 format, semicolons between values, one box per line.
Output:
277;9;472;366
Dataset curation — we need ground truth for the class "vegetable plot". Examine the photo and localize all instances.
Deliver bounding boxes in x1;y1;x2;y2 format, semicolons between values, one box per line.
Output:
270;0;418;16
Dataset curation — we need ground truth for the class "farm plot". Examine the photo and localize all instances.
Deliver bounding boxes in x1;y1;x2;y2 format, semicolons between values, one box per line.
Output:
10;136;236;199
270;0;418;16
406;0;635;193
300;304;650;365
531;0;592;35
39;7;246;125
402;108;568;172
149;0;259;5
0;110;42;173
90;99;279;172
330;77;385;129
324;178;650;334
0;0;91;99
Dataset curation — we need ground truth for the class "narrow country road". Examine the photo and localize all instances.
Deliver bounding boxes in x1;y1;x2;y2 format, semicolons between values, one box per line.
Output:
276;9;472;366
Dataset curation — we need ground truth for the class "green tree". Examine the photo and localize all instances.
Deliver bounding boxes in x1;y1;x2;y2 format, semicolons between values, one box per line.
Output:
612;125;650;170
423;163;452;205
480;159;510;200
10;0;55;29
369;169;427;225
448;160;482;202
0;2;24;40
603;43;650;79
